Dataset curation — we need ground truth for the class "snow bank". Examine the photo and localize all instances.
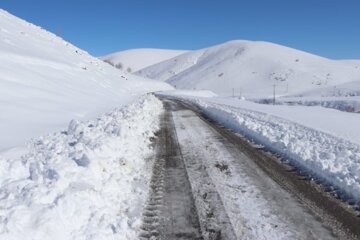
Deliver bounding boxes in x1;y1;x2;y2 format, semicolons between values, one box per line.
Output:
0;94;163;240
166;94;360;205
0;9;172;150
201;103;360;204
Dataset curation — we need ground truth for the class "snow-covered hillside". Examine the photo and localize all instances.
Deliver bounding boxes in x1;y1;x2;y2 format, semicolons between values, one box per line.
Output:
0;9;172;150
100;48;187;72
138;40;360;97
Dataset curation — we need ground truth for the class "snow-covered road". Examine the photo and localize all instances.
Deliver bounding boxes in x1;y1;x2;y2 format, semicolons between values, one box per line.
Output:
144;97;360;240
140;101;202;239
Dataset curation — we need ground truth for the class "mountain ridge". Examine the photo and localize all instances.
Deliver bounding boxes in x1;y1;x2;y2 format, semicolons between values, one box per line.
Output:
136;40;360;97
100;48;187;72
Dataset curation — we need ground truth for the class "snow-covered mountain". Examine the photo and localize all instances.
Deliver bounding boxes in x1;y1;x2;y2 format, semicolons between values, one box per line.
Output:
100;48;187;72
0;9;172;150
137;40;360;97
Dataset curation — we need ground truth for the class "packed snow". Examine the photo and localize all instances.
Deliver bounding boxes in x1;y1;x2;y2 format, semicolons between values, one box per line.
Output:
100;48;187;72
0;94;163;240
160;91;360;206
172;106;336;240
0;9;172;151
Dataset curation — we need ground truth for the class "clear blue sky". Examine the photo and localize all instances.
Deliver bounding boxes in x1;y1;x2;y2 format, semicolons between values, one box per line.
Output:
1;0;360;59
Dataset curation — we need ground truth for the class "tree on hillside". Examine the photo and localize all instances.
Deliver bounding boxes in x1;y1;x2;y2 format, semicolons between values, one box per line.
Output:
103;59;114;67
115;63;123;70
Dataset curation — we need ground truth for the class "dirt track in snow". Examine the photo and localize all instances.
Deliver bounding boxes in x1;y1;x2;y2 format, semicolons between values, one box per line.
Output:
140;97;360;240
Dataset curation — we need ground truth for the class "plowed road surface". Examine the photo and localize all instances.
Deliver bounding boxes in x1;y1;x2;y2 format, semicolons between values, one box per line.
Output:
139;97;360;240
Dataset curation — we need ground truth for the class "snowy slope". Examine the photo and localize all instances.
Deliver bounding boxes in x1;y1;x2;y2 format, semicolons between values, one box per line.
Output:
0;9;172;150
138;40;360;97
100;48;187;72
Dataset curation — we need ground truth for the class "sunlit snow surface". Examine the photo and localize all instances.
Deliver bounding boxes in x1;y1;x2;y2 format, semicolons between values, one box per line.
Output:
161;91;360;206
0;95;163;239
0;10;170;239
100;48;187;72
0;9;171;150
138;40;360;98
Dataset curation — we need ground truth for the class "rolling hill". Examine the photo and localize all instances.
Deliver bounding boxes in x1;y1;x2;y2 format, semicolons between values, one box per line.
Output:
137;40;360;98
100;48;187;72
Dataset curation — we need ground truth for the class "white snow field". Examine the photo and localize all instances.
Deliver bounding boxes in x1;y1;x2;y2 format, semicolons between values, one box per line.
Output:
160;91;360;205
255;79;360;113
0;94;163;240
100;48;187;72
0;9;172;240
0;9;172;151
138;40;360;98
257;96;360;113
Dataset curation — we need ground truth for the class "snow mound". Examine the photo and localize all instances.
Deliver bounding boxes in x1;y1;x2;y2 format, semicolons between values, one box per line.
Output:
202;103;360;203
138;40;360;97
0;9;172;150
100;48;187;72
0;94;163;240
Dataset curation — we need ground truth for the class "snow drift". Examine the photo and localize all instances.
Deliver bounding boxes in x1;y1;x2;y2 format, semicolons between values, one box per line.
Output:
0;9;172;150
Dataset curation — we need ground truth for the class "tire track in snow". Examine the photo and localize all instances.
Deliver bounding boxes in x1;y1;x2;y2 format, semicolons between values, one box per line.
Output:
169;97;360;240
139;104;203;239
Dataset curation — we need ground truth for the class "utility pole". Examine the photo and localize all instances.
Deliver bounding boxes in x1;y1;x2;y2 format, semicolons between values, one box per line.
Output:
273;84;276;105
232;88;235;98
239;87;242;99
